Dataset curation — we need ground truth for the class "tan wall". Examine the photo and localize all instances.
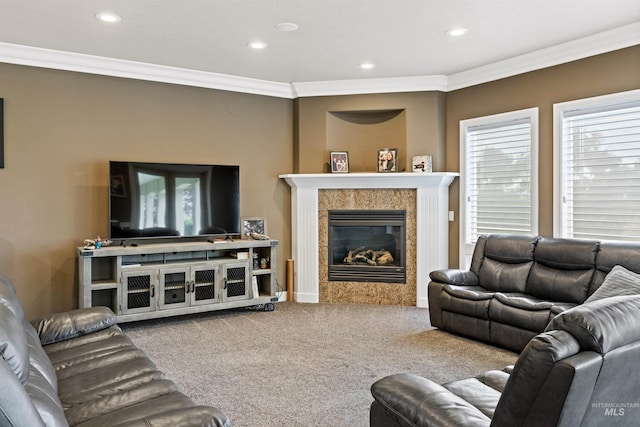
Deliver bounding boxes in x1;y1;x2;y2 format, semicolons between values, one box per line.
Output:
295;92;446;173
0;63;293;319
2;46;638;317
446;46;640;267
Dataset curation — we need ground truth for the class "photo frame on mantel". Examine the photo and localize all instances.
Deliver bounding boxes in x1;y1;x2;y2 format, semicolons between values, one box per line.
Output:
330;151;349;173
377;148;398;172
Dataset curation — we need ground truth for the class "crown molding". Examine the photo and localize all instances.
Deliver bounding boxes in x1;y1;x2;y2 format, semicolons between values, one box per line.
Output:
1;22;638;98
446;22;640;91
0;42;295;99
291;75;449;97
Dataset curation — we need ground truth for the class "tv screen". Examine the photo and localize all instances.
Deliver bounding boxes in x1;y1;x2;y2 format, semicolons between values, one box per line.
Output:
109;161;240;239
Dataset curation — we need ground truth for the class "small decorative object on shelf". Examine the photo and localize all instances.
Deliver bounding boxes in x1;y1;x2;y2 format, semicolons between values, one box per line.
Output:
83;236;112;249
377;148;398;172
330;151;349;173
242;217;266;239
412;155;433;172
249;232;270;240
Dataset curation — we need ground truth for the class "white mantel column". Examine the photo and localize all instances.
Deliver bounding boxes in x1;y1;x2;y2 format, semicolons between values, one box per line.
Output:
290;185;320;303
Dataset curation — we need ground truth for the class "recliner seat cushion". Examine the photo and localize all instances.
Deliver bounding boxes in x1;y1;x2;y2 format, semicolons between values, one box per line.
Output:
489;293;557;332
440;285;494;319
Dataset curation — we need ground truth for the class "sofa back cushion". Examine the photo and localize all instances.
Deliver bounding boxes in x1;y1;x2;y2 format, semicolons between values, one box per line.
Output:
477;235;537;293
526;238;598;304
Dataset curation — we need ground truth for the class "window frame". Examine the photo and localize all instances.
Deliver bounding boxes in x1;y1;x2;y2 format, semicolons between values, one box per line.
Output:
553;89;640;242
459;107;539;267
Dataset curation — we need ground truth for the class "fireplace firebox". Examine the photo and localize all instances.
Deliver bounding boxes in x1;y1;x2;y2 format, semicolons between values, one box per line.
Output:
328;210;406;283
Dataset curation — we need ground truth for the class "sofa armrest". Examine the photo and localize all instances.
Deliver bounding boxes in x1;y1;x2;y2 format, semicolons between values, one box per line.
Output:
430;269;479;286
30;306;117;345
371;373;490;427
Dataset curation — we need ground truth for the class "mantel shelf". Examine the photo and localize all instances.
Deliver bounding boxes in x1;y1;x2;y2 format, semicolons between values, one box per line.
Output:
279;172;458;189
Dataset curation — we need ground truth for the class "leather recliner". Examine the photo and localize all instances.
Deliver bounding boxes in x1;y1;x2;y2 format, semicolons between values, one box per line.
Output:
370;294;640;426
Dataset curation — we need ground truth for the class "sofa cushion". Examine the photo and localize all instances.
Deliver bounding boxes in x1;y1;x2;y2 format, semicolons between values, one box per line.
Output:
441;285;493;319
31;307;117;345
478;235;537;293
526;238;599;304
489;294;554;333
584;265;640;304
547;294;640;353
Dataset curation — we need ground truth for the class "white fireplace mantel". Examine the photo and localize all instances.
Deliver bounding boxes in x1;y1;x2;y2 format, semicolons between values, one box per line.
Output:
279;172;458;308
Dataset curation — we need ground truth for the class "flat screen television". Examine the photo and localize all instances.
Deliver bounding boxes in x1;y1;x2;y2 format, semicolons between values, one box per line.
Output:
109;161;240;240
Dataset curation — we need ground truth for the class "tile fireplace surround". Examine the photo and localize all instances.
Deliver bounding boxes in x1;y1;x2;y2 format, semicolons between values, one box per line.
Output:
280;172;458;308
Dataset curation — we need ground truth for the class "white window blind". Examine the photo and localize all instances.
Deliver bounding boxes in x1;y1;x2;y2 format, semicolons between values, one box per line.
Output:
555;90;640;242
460;108;538;266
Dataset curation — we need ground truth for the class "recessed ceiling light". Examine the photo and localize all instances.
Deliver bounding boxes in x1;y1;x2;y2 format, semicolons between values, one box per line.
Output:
359;63;376;70
447;27;468;37
248;41;268;49
275;22;299;32
95;12;121;23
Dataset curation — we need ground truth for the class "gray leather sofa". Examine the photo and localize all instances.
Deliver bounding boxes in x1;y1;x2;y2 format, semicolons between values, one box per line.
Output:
0;274;230;426
371;294;640;427
428;234;640;351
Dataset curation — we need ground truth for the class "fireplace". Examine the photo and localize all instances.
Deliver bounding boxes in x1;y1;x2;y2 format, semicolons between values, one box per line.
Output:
279;172;458;307
328;210;406;283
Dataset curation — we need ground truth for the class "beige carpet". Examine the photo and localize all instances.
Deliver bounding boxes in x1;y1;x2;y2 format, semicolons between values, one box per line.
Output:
121;302;517;427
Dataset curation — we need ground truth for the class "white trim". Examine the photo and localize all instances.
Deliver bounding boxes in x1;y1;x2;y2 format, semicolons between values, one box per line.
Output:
447;23;640;91
291;75;449;97
1;23;638;98
0;43;294;99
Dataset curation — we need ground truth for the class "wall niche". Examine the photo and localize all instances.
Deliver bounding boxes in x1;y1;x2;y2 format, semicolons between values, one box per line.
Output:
327;109;406;172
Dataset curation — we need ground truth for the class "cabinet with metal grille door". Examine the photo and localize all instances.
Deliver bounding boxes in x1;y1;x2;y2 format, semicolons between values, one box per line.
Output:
78;239;278;322
159;263;219;310
222;261;250;302
121;269;157;315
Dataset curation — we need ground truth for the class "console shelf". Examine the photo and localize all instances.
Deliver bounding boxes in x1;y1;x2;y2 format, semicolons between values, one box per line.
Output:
77;239;279;322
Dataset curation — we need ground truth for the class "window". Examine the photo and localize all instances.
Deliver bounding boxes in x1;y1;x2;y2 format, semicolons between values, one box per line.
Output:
460;108;539;266
554;89;640;242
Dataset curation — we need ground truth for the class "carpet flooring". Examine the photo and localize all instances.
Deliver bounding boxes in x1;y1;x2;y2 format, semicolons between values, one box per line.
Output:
121;302;518;427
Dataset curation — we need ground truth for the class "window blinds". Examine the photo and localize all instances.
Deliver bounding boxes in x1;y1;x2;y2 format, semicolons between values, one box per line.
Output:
466;117;534;241
559;99;640;242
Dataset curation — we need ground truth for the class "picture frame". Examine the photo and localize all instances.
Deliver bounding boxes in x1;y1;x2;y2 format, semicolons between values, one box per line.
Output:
330;151;349;173
110;175;127;198
377;148;398;172
242;217;267;239
412;155;433;173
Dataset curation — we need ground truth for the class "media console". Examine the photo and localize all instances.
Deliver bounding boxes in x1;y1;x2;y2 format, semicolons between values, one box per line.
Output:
77;239;279;322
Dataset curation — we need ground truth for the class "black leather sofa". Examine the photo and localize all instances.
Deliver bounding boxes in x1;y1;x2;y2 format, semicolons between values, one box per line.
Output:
371;294;640;427
428;234;640;351
0;274;230;426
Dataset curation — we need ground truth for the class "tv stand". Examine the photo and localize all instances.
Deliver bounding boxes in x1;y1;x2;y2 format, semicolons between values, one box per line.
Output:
77;239;279;322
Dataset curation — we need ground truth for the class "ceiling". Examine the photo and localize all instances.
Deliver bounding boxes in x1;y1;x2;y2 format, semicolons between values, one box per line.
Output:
1;1;639;97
